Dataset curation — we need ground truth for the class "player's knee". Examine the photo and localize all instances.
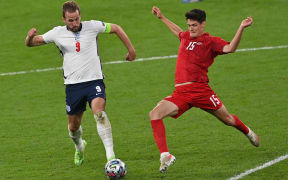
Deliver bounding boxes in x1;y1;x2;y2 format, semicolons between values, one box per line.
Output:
149;110;155;120
68;123;80;131
94;111;111;128
222;115;235;126
149;109;161;120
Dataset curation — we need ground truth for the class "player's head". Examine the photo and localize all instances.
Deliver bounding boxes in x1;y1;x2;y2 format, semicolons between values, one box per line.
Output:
62;1;81;32
185;9;206;38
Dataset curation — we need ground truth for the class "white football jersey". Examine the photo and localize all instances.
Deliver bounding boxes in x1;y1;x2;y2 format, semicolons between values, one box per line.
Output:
42;20;108;84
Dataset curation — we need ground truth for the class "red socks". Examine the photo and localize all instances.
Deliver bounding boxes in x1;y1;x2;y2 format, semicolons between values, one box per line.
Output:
151;119;169;153
232;114;249;135
150;115;249;153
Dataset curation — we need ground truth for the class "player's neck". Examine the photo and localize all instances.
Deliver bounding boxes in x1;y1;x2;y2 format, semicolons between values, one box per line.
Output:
190;32;205;39
67;23;82;32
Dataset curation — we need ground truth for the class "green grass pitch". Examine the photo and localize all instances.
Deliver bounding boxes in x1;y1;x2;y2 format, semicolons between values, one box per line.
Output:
0;0;287;179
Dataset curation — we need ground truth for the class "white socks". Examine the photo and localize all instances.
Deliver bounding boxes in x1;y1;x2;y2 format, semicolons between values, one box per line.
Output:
94;111;115;161
69;126;84;152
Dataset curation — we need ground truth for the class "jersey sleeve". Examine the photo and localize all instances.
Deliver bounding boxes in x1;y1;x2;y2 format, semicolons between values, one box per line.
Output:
178;31;189;41
42;27;58;43
211;36;230;55
90;20;111;34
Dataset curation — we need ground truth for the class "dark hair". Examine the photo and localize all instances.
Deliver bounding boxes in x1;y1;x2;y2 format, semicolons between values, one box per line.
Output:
185;9;206;23
62;1;81;18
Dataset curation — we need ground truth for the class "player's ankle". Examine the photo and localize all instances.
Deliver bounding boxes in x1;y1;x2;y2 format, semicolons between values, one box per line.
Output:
160;152;170;158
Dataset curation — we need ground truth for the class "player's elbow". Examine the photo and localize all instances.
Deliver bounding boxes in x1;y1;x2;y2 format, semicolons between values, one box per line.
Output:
25;38;33;47
25;43;33;47
223;45;236;53
229;47;237;53
228;49;236;53
25;42;33;47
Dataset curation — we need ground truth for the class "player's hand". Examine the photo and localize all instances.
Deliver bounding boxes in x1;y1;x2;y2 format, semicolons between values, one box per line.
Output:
152;6;163;19
241;16;253;28
126;50;136;61
27;28;37;37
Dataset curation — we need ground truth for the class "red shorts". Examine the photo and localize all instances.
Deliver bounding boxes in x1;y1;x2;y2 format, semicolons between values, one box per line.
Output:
164;83;223;118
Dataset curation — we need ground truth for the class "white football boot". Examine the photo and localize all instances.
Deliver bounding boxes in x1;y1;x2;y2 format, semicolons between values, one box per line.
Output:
246;128;260;147
159;153;176;173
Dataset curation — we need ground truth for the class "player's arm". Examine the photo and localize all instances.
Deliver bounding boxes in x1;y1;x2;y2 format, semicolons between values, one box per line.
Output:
25;28;46;47
223;16;253;53
152;6;183;38
109;24;136;61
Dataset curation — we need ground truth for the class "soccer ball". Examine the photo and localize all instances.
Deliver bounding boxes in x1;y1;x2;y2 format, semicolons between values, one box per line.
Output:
105;159;126;179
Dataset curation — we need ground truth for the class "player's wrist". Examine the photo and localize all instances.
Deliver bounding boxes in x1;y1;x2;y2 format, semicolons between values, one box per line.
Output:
159;15;165;20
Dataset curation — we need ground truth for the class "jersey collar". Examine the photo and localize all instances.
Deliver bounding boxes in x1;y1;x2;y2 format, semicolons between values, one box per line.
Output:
190;32;209;41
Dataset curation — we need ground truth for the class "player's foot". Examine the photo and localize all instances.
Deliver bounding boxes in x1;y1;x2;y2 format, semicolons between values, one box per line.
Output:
246;128;260;147
159;153;176;173
74;140;87;165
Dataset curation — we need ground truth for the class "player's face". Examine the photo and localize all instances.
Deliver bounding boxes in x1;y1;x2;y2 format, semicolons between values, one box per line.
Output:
63;10;81;32
187;19;205;38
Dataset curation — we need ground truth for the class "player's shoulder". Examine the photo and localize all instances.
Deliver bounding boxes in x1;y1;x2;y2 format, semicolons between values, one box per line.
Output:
203;33;222;42
82;20;104;26
210;34;226;43
82;20;106;30
179;31;190;39
204;33;221;39
49;25;66;32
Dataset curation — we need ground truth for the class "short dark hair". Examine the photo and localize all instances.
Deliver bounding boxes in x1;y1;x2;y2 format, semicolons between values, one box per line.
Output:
185;9;206;23
62;1;81;18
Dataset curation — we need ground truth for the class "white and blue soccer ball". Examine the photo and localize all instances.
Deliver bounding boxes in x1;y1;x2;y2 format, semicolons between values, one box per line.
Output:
105;159;126;179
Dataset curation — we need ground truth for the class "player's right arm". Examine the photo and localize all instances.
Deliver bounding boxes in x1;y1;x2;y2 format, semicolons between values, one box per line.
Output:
152;6;183;38
25;28;46;47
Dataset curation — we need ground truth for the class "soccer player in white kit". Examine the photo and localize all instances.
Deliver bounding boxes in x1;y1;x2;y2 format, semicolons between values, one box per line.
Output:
25;1;136;165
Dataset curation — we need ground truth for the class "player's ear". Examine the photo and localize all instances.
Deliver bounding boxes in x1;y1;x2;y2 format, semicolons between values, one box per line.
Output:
201;21;206;28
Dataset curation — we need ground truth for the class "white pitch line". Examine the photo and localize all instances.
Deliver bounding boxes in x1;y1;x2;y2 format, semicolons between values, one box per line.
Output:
0;45;287;77
236;45;288;52
228;153;288;180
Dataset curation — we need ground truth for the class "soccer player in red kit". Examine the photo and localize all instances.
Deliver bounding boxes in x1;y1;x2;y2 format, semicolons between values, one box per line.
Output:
150;6;260;173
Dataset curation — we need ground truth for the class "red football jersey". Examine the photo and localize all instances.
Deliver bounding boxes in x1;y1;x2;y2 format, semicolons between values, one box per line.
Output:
175;31;229;84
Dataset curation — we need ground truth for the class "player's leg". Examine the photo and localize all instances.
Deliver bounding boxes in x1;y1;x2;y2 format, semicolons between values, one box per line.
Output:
150;100;178;153
205;105;260;147
68;112;84;150
66;83;88;165
149;100;179;173
91;97;115;161
68;113;87;165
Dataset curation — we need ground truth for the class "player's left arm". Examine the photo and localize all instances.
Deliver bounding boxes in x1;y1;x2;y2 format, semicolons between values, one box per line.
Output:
223;16;253;53
109;23;136;61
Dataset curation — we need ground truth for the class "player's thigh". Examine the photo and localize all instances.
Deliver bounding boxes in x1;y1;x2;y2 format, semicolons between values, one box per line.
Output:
150;100;179;120
204;105;233;125
86;80;106;114
65;84;87;115
90;97;106;114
